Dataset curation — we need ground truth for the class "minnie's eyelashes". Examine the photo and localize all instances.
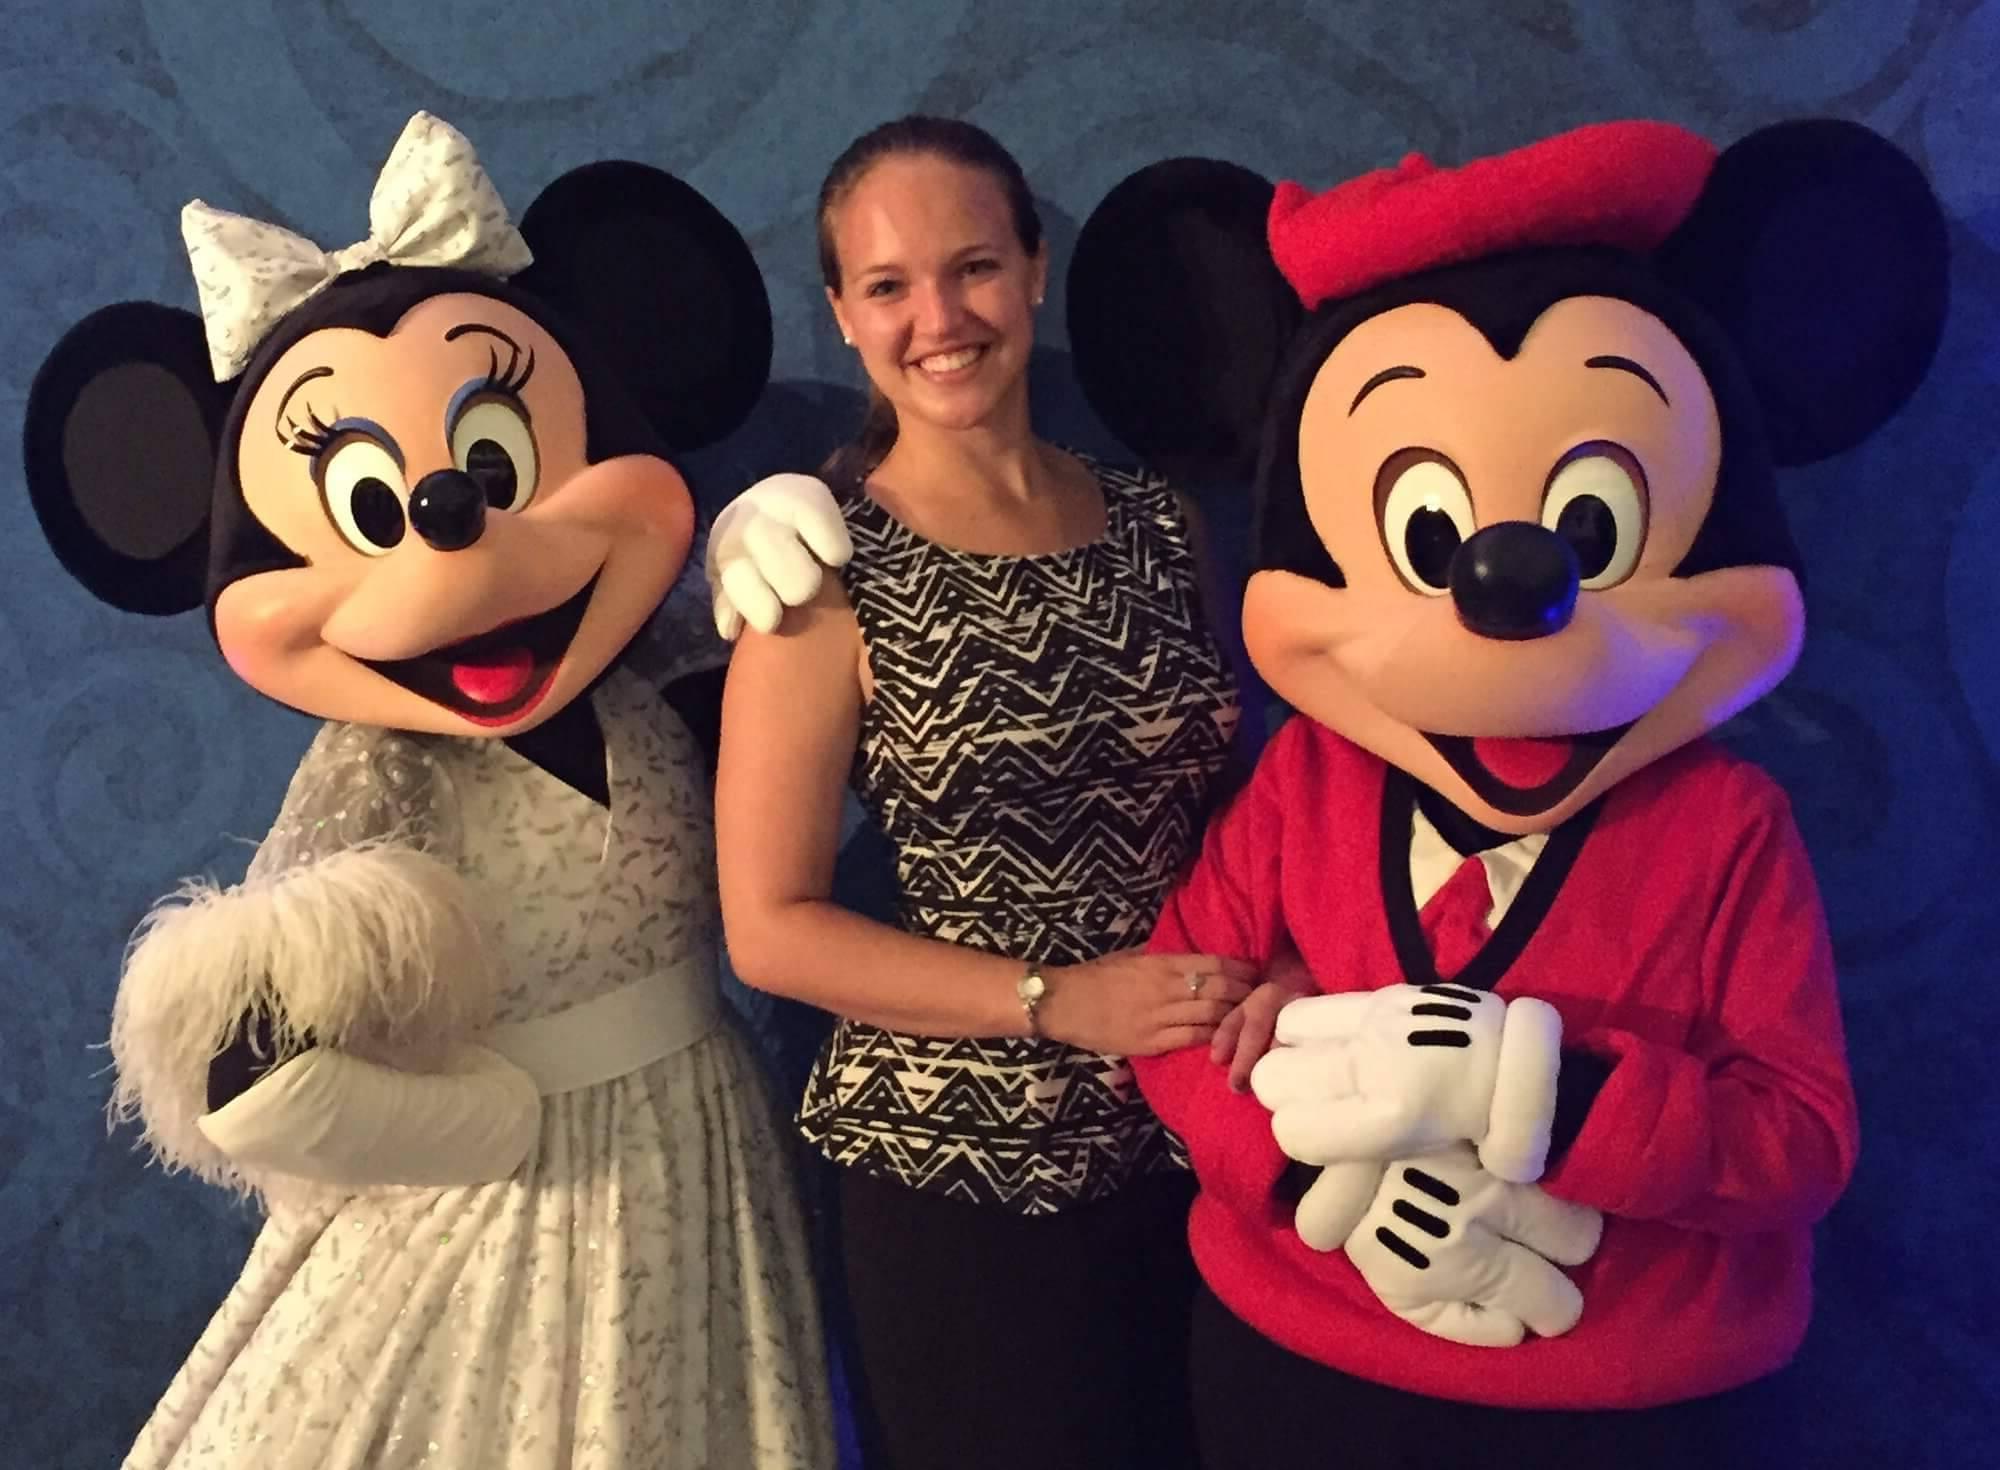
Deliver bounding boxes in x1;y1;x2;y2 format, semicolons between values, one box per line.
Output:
280;339;532;464
284;405;339;459
479;340;536;398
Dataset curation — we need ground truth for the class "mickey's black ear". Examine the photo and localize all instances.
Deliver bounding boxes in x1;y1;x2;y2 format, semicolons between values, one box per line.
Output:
516;161;772;451
1654;119;1948;467
23;302;226;615
1068;158;1299;486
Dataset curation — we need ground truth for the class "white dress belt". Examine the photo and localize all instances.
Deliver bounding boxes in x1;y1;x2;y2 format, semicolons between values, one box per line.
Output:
479;967;725;1096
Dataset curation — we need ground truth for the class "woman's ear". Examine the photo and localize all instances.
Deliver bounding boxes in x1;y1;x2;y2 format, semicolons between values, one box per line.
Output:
826;285;853;346
1067;157;1300;486
23;301;229;615
515;160;772;451
1654;118;1949;467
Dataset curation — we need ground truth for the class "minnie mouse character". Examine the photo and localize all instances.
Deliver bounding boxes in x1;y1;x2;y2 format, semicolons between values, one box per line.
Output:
1068;119;1947;1464
23;113;839;1469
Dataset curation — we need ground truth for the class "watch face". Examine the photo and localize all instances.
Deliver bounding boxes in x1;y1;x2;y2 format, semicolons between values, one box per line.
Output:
1020;972;1045;1002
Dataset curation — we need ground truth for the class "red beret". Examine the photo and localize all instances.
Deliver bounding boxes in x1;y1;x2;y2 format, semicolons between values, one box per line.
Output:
1267;120;1719;310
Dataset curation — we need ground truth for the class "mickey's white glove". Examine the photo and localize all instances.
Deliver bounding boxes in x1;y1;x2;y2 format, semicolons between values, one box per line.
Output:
1340;1142;1602;1347
705;473;853;639
1250;982;1564;1183
1291;1158;1390;1252
196;1043;541;1189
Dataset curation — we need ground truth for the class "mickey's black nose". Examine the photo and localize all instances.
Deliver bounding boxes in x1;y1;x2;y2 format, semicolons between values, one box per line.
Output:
1449;523;1579;641
407;469;487;551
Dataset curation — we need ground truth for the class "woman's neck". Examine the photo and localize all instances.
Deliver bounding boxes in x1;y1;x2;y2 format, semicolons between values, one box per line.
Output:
865;400;1103;557
875;413;1052;505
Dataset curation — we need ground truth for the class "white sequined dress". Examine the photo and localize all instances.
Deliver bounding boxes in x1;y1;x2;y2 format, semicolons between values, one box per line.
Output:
120;667;834;1469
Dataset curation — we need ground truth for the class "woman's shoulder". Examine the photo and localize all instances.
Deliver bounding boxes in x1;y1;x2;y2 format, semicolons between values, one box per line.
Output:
1068;446;1174;499
832;472;906;546
1065;447;1196;545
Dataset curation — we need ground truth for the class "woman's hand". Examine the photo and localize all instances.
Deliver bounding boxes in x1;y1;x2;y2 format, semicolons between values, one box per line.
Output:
1036;950;1256;1057
1209;946;1317;1092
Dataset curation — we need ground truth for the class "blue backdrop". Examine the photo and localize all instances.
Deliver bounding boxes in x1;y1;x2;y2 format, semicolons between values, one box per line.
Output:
2;2;1995;1466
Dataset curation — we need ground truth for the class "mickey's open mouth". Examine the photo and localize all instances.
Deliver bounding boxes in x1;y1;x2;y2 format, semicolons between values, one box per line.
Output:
1424;722;1635;817
362;573;599;726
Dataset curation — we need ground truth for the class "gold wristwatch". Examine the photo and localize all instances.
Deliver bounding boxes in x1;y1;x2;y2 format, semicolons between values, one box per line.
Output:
1017;964;1048;1038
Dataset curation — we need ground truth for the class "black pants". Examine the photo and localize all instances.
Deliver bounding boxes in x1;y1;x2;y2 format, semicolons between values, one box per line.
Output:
1190;1281;1794;1469
831;1164;1203;1470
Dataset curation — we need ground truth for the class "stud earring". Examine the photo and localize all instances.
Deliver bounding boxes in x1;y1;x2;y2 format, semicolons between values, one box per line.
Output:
842;334;854;346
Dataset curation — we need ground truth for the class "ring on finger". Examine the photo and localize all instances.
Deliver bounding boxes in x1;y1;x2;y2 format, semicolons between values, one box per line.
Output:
1187;970;1208;997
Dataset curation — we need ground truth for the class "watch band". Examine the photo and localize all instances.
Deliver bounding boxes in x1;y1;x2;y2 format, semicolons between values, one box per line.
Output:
1017;964;1048;1038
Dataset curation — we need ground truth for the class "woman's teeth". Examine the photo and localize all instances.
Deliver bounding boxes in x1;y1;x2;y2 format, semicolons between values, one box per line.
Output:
917;345;984;373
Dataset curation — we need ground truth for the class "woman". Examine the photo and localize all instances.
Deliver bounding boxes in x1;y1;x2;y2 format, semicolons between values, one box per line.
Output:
715;116;1269;1470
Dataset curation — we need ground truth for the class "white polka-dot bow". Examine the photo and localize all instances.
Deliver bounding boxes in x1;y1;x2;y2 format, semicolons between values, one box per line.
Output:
180;111;534;382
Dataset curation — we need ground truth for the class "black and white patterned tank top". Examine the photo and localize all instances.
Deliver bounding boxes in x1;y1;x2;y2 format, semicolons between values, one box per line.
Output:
798;456;1241;1214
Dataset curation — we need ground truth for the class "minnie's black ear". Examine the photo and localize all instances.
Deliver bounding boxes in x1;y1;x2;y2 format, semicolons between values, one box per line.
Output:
516;160;773;451
1068;158;1299;486
23;302;227;615
1654;118;1948;467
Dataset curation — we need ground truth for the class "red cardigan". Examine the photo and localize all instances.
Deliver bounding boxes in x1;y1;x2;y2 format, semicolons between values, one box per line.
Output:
1137;718;1858;1409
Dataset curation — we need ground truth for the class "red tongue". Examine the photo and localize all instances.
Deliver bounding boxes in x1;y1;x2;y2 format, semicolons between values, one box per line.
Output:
450;646;536;705
1471;736;1575;790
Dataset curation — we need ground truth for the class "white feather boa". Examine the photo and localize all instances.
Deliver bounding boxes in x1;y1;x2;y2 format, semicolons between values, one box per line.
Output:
108;841;495;1197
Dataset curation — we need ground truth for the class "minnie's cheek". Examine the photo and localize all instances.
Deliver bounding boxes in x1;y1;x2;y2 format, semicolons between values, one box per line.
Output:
215;616;307;703
213;569;347;678
634;478;696;546
215;633;264;689
553;458;695;545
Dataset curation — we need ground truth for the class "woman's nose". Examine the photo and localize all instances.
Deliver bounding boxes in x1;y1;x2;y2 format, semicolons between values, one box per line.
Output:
913;276;968;336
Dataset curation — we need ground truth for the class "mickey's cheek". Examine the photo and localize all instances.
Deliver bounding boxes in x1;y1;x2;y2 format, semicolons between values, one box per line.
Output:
1241;566;1427;677
1241;569;1346;661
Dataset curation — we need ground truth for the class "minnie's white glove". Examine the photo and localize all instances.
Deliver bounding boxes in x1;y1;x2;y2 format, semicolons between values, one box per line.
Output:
1340;1142;1602;1347
196;1043;541;1189
1250;982;1564;1183
706;473;853;639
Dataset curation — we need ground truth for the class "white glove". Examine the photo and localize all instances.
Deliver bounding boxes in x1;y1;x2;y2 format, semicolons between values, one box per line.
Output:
1291;1158;1390;1252
1250;982;1564;1183
1339;1143;1602;1347
196;1043;541;1189
705;473;853;639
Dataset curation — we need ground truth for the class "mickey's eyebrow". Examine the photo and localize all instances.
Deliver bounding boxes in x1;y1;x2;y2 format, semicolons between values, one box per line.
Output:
273;366;334;444
1586;354;1670;406
1350;365;1425;414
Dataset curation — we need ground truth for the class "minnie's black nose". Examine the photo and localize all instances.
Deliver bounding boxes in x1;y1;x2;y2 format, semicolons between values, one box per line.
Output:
1449;522;1579;641
407;469;487;551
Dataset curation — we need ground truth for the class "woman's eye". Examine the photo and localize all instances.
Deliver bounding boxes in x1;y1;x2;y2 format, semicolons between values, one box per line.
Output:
450;398;539;513
1541;445;1647;589
863;278;900;299
1376;450;1475;595
318;438;408;555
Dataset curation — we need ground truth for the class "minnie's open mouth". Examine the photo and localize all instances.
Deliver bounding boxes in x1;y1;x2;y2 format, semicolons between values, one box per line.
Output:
362;573;599;726
1423;723;1635;816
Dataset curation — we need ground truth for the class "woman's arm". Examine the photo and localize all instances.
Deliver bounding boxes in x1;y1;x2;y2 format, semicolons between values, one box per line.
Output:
716;577;1252;1049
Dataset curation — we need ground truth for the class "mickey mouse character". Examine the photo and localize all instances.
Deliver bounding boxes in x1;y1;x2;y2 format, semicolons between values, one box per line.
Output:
1068;119;1946;1465
23;113;839;1469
